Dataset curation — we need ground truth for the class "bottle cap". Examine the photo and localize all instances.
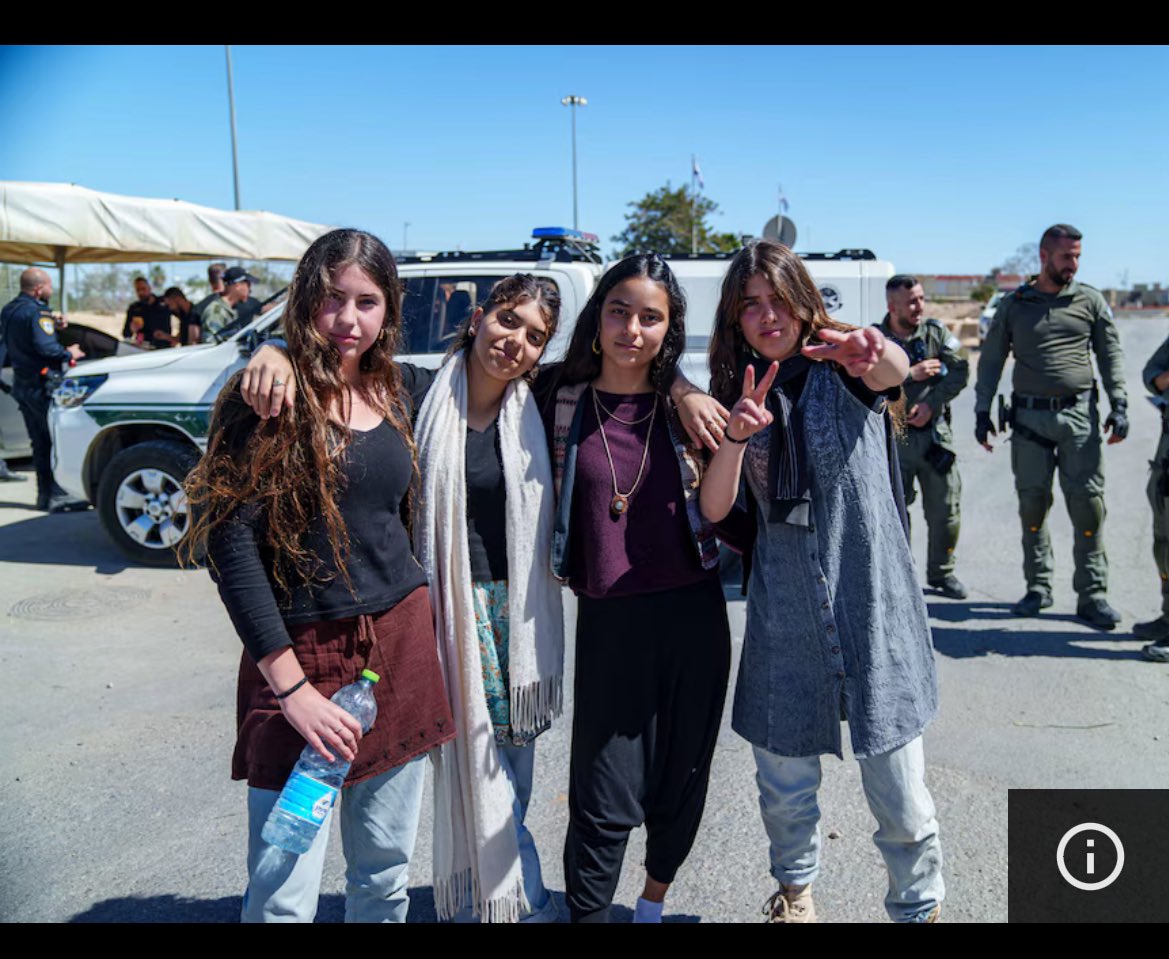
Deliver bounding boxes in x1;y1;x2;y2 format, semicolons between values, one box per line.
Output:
361;669;380;684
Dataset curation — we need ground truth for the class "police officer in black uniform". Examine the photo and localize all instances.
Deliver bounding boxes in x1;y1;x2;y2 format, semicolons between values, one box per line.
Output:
0;268;88;511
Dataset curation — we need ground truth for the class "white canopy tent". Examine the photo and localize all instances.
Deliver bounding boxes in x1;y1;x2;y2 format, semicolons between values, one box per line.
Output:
0;181;333;302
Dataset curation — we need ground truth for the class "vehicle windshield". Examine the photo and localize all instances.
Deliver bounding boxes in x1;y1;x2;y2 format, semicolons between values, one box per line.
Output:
214;289;289;345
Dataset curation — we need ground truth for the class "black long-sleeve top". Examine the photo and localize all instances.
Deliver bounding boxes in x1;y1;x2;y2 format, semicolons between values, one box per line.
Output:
207;398;426;663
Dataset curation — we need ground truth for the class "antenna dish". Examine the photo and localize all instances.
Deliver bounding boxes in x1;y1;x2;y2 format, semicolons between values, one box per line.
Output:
762;215;797;248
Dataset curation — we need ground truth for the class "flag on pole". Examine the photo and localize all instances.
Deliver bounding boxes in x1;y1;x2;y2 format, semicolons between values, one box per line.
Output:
692;155;705;190
778;184;790;213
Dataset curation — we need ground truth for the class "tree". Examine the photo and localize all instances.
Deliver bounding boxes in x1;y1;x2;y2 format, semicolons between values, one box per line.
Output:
997;242;1039;278
611;183;740;258
970;282;996;304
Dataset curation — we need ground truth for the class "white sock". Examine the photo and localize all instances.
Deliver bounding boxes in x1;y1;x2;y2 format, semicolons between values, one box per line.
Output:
633;897;664;923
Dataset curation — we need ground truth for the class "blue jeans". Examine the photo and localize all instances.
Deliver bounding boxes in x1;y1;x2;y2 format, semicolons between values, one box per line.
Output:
450;740;553;922
753;736;944;922
241;755;427;923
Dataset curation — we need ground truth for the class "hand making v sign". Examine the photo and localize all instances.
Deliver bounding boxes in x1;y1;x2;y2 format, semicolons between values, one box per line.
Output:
725;360;779;443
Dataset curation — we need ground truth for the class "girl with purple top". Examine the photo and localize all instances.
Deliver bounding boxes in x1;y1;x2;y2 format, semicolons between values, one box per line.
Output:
539;253;731;923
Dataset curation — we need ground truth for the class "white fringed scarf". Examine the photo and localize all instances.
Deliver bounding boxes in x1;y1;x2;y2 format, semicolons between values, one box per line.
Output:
413;351;564;923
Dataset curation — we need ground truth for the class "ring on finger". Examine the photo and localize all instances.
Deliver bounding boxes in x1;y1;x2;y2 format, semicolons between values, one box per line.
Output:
272;378;285;388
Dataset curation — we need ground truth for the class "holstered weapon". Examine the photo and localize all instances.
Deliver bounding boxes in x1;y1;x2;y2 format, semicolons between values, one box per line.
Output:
1001;392;1058;451
1156;457;1169;499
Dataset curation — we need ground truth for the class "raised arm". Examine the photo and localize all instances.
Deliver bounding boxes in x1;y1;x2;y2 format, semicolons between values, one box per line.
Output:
700;361;778;523
802;326;908;392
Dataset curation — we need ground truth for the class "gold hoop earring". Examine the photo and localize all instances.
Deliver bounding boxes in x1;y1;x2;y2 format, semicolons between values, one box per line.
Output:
592;332;602;355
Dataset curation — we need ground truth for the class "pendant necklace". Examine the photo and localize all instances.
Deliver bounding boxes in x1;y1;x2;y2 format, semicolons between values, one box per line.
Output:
591;386;657;517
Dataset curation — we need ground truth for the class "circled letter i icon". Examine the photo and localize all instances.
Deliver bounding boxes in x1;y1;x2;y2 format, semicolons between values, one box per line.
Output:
1056;823;1124;891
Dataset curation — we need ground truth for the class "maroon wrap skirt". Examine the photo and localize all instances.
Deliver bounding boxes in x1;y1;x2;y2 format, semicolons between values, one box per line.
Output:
232;585;455;790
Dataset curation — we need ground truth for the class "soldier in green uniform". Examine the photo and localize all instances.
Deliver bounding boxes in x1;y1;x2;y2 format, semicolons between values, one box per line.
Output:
974;224;1128;629
878;275;969;598
1135;335;1169;661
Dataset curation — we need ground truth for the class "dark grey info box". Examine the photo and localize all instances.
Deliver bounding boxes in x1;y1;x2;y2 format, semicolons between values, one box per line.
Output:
1008;789;1169;922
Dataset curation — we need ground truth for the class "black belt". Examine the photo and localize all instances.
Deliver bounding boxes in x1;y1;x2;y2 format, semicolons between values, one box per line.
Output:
1011;391;1087;411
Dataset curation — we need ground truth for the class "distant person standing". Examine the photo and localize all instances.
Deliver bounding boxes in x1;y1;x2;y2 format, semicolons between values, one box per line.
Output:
1135;335;1169;662
974;224;1128;629
192;262;228;330
231;267;278;327
0;297;28;483
0;268;87;511
200;267;255;339
878;275;970;599
162;287;201;345
124;276;177;347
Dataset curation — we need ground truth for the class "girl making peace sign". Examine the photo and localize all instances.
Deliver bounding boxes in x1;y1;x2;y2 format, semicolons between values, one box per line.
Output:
700;240;944;924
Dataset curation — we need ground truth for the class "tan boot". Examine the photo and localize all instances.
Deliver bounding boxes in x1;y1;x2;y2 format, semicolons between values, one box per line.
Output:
762;883;816;923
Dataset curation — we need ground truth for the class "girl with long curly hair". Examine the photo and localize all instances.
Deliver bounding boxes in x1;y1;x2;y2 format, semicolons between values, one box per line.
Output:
241;272;568;923
184;228;454;923
699;240;944;923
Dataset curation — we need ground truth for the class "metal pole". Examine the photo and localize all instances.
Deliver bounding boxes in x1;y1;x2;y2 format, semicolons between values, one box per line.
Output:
225;45;242;210
691;156;698;255
403;221;410;252
55;247;66;313
561;96;587;230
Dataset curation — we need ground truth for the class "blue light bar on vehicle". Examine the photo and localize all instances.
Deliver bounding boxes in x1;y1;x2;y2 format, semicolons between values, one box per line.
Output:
532;226;600;245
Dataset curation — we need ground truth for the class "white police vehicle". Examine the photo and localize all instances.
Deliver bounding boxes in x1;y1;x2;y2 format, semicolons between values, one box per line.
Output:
49;228;893;565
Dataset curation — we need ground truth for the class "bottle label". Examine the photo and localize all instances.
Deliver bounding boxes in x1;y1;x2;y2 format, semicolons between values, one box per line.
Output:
275;771;340;825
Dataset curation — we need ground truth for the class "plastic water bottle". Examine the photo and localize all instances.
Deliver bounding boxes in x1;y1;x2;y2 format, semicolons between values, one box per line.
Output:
261;669;380;854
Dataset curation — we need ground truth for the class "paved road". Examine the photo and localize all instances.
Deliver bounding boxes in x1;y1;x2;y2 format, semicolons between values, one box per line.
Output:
2;317;1168;923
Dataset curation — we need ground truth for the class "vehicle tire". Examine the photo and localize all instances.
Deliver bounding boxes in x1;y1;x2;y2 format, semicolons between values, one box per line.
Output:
97;440;200;567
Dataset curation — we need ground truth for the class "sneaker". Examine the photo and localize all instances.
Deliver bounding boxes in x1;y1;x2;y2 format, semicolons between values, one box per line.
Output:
1141;641;1169;663
762;884;816;923
1076;598;1121;631
0;463;26;482
1133;617;1169;643
1011;590;1053;617
927;575;968;600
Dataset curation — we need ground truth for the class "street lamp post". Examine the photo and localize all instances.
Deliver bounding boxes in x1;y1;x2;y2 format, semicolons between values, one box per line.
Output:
225;45;242;211
560;95;587;230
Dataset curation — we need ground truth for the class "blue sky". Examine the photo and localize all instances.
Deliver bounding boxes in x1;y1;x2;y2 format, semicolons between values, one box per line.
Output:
2;44;1167;289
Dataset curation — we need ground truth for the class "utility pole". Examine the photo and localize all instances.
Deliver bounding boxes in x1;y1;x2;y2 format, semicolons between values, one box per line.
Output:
225;45;242;210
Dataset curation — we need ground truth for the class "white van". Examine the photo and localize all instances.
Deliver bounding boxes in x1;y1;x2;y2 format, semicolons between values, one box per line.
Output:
49;230;893;564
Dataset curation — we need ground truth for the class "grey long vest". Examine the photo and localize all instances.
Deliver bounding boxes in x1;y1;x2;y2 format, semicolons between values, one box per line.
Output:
732;362;938;759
